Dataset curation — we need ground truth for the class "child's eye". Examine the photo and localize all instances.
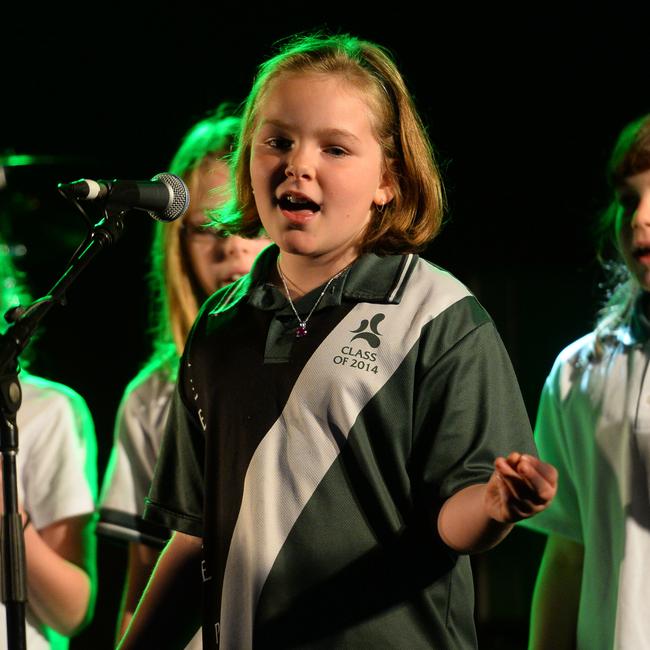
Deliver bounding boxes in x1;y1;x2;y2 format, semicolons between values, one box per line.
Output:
324;146;349;157
265;137;292;151
618;192;639;216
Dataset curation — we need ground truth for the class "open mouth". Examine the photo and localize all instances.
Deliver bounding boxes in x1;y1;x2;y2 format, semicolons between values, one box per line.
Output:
278;191;320;213
633;245;650;260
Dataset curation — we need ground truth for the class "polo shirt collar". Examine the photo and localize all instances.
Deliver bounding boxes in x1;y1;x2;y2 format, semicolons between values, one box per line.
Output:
246;244;417;311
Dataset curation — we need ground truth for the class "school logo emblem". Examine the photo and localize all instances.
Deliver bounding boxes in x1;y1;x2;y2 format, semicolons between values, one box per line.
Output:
350;313;385;348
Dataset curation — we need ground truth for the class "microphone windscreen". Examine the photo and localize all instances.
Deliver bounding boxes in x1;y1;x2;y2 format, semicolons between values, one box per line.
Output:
152;173;190;222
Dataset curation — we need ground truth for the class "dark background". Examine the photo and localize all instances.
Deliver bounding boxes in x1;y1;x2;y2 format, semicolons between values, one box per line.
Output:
2;5;649;648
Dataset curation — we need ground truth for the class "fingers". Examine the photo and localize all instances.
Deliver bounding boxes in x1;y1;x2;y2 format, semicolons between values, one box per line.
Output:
502;451;522;468
487;470;537;522
494;453;557;516
494;459;543;515
521;455;558;484
517;455;558;502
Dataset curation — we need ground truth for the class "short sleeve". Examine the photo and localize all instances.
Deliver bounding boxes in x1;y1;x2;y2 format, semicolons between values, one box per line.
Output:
98;374;174;547
414;318;537;502
518;360;583;543
20;382;96;530
143;371;205;538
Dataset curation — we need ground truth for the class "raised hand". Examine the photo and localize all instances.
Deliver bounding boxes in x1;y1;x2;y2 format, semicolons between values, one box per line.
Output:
485;452;557;523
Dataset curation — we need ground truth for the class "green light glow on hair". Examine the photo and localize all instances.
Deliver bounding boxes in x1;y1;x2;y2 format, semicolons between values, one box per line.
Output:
0;243;29;335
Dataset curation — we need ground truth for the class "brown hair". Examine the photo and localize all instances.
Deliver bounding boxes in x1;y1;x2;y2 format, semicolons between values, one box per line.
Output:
218;33;444;255
594;114;650;346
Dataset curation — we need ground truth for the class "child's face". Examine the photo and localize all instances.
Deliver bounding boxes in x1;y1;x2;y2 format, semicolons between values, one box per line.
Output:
249;72;393;263
617;167;650;291
183;161;271;295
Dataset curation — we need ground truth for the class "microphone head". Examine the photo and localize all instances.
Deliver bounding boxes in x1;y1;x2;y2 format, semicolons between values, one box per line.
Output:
151;172;190;222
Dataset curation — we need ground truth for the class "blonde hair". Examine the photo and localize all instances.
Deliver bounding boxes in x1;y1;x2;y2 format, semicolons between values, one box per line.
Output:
594;114;650;352
148;105;240;376
218;33;444;254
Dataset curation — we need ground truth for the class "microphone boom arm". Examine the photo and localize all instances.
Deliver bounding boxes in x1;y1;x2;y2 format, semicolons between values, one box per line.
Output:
0;203;128;650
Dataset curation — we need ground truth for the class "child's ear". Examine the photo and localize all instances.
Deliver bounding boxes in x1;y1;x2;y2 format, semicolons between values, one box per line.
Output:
374;170;395;207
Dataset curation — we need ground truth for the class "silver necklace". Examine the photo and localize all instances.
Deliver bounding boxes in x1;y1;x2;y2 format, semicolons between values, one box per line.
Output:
276;258;348;338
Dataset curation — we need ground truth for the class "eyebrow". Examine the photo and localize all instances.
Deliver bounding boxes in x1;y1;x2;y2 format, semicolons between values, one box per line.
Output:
260;119;361;143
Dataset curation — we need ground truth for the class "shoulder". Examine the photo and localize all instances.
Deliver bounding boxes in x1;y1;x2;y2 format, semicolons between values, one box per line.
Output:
410;257;483;316
18;373;95;475
182;278;253;358
349;255;494;369
411;257;473;298
547;331;616;380
119;359;175;422
199;245;276;321
405;257;492;339
124;358;174;400
542;331;616;402
554;332;598;367
20;372;91;420
204;276;251;316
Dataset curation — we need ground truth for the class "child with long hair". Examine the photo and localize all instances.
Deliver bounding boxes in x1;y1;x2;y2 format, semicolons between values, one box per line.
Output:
98;106;270;646
527;114;650;650
0;242;97;649
121;34;557;649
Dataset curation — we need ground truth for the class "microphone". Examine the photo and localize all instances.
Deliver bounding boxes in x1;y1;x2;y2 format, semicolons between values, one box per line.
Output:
57;173;190;222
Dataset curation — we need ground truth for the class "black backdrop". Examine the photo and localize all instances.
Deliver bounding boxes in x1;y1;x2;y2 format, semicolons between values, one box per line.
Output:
2;5;649;648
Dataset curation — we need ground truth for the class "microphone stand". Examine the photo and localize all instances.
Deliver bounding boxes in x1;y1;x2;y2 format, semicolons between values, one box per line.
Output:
0;205;127;650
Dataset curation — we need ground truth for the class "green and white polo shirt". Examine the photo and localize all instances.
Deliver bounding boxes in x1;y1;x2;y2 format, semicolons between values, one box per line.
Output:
145;245;536;649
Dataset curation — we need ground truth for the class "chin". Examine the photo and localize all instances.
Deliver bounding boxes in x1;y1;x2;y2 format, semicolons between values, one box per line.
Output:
277;233;319;256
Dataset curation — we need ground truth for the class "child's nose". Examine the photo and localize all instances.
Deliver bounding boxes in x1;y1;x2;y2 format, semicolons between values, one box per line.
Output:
223;236;252;257
632;194;650;228
285;148;315;180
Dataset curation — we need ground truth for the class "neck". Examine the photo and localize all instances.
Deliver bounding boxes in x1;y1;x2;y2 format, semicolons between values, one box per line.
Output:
275;250;358;299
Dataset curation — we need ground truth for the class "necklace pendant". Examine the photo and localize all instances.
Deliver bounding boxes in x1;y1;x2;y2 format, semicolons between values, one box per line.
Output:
295;322;308;338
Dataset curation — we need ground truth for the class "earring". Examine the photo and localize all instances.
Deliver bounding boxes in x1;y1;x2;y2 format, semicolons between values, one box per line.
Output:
376;202;385;214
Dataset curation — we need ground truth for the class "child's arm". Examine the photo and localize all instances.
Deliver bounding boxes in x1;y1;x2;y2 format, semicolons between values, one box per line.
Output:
116;541;161;642
23;513;95;636
437;452;557;553
118;531;203;649
528;533;583;650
